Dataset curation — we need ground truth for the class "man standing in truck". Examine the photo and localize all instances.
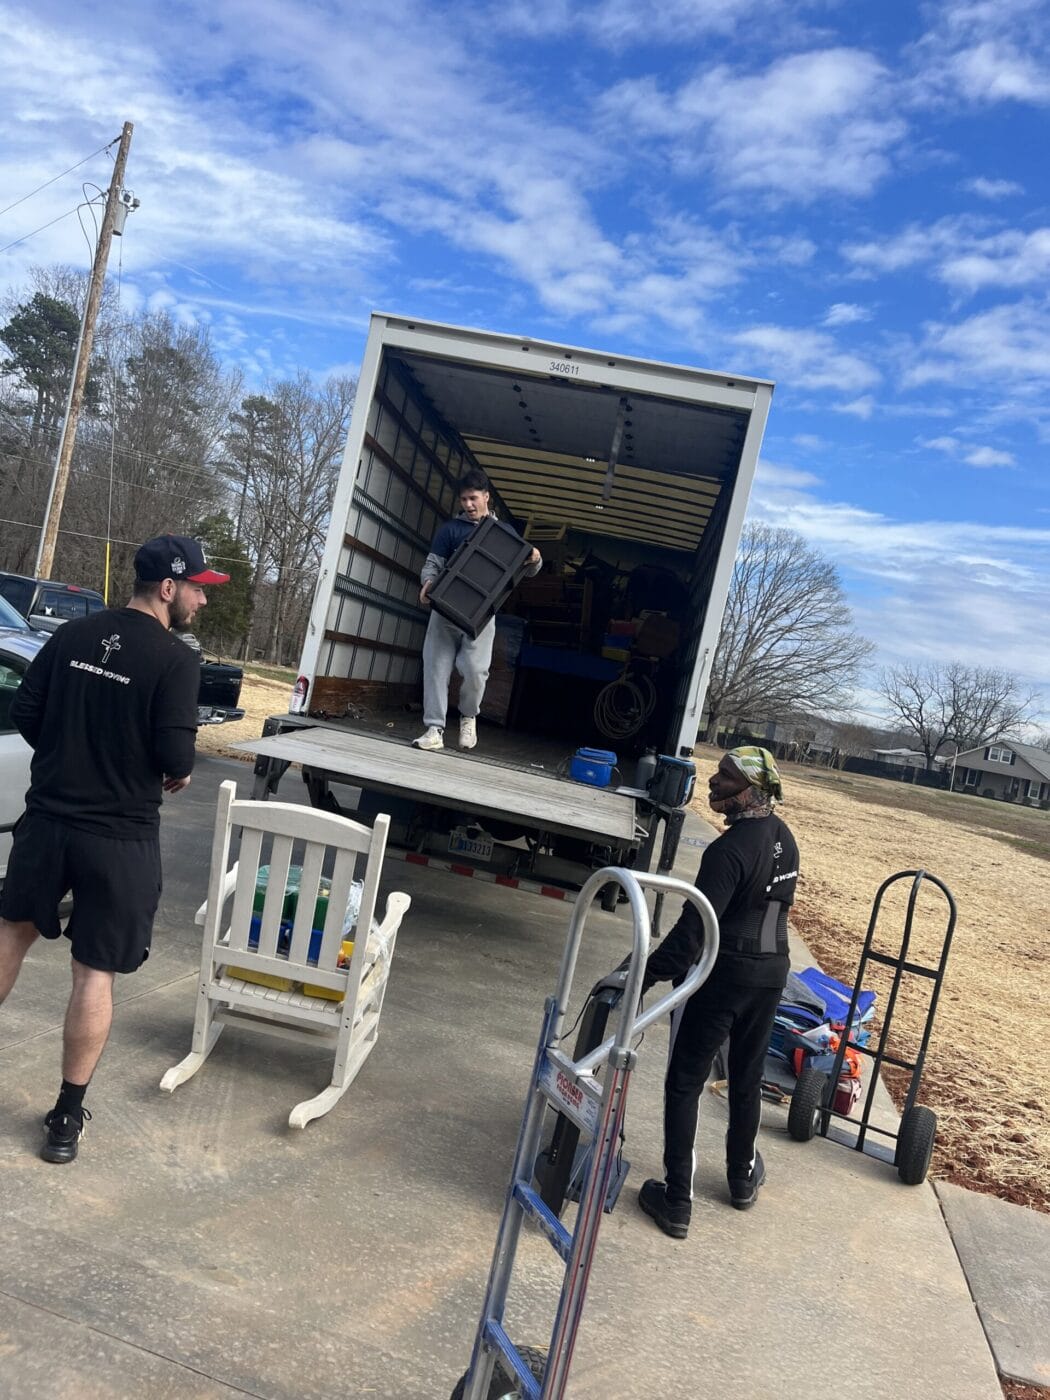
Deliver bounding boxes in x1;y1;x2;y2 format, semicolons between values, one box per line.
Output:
0;535;228;1164
414;469;541;752
637;746;799;1234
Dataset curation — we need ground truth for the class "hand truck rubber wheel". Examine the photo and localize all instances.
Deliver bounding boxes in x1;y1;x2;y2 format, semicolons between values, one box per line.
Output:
787;1066;828;1142
450;1345;548;1399
599;881;619;912
895;1105;937;1185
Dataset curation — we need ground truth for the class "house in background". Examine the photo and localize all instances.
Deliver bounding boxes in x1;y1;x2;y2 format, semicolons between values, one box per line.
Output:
950;740;1050;805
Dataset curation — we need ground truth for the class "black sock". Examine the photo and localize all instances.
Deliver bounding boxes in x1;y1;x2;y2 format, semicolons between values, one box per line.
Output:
55;1080;88;1120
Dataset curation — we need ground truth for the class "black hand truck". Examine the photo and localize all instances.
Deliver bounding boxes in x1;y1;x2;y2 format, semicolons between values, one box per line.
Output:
788;868;957;1185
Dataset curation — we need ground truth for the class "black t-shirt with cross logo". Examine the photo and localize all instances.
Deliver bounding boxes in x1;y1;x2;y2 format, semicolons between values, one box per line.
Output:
11;607;200;836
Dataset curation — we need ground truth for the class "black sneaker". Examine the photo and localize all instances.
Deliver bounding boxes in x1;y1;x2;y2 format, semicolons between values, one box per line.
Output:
41;1107;91;1164
727;1150;766;1210
638;1178;690;1239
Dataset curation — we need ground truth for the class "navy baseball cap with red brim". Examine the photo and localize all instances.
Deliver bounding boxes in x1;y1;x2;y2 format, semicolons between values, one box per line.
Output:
134;534;230;585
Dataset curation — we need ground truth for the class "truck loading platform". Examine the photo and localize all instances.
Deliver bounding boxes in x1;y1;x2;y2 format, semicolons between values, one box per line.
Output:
238;723;638;844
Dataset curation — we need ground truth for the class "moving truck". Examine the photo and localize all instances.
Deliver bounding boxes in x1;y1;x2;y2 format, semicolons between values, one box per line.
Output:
241;314;773;903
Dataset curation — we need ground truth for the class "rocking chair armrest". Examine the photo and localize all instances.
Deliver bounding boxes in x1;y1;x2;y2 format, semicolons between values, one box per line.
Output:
365;891;411;962
195;861;242;926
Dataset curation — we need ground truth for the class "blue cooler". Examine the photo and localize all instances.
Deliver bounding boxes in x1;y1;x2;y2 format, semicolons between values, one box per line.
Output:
570;747;618;788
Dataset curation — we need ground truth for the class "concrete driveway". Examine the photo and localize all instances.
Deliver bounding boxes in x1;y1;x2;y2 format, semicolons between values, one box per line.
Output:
0;755;1001;1399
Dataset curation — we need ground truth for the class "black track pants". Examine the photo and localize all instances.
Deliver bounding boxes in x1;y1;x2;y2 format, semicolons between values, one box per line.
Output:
663;973;783;1204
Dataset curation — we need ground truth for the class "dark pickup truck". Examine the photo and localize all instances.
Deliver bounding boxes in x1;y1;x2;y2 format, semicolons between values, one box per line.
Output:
178;633;245;725
0;571;244;725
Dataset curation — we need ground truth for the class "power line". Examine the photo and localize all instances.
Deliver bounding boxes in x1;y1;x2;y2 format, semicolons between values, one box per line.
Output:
0;138;118;222
13;447;230;488
0;203;83;257
0;515;248;567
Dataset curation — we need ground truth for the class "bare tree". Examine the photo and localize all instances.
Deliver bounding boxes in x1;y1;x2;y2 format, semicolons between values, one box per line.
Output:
703;523;872;741
880;661;1037;770
229;373;356;663
823;718;877;769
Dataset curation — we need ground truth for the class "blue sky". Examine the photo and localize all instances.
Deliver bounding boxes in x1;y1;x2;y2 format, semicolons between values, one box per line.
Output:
2;0;1048;720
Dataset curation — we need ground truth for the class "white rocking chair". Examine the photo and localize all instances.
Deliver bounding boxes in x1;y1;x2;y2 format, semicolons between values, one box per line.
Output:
160;779;410;1128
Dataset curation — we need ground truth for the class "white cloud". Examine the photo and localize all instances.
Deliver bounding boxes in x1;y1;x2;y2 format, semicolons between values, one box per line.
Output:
602;48;905;202
939;228;1050;292
494;0;776;43
833;395;876;419
962;176;1024;199
842;216;1050;301
841;217;976;275
950;41;1050;103
964;445;1016;467
922;435;961;452
903;300;1050;390
909;0;1050;109
755;459;822;489
762;235;818;267
748;463;1050;684
918;435;1014;467
823;303;872;326
731;324;879;392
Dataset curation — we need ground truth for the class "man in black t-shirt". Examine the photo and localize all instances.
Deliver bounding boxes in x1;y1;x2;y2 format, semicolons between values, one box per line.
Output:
638;746;799;1237
0;535;228;1164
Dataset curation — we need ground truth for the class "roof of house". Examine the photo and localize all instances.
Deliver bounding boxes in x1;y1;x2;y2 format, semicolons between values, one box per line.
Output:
954;739;1050;783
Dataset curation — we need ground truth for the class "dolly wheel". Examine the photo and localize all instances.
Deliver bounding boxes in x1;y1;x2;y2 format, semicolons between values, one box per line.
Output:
450;1345;548;1399
787;1067;828;1142
895;1105;937;1185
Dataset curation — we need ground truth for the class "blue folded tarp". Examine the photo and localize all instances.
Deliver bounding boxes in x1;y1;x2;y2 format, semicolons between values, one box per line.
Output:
795;967;876;1025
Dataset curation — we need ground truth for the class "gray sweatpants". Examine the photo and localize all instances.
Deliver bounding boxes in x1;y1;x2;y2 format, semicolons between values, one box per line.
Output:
422;611;495;729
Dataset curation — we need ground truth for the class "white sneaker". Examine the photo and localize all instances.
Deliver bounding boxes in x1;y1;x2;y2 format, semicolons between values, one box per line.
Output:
413;726;444;751
459;716;477;750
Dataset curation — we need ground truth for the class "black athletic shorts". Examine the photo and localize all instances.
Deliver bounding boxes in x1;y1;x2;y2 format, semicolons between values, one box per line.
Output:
0;811;162;974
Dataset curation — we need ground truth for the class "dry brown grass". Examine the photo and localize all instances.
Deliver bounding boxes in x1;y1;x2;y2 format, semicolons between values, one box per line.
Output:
690;744;1050;1213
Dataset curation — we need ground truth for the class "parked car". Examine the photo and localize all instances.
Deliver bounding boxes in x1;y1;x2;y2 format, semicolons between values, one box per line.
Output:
0;571;105;633
0;594;47;883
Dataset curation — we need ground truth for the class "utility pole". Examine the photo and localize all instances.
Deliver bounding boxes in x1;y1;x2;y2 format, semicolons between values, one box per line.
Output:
35;121;134;578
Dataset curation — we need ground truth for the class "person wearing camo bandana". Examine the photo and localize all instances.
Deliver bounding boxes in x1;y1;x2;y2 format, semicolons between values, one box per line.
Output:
637;745;799;1237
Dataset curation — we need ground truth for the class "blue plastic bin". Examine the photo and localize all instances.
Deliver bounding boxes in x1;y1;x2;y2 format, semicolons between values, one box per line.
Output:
248;915;324;964
570;747;618;788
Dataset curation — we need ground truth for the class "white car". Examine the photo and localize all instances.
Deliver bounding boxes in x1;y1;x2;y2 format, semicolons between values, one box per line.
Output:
0;595;47;883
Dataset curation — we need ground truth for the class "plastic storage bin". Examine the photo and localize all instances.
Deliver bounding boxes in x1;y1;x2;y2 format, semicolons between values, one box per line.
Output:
569;747;618;788
227;869;363;991
648;755;696;807
427;515;534;639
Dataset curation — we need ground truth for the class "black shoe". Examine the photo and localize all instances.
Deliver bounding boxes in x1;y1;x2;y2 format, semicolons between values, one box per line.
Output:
727;1150;766;1210
638;1178;690;1239
41;1107;91;1164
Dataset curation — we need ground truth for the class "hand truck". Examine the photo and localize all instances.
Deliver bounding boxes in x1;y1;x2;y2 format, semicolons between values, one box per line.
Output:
787;869;957;1185
450;866;719;1400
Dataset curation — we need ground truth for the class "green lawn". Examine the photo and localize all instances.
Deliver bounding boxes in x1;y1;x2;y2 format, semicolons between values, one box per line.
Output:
242;661;298;684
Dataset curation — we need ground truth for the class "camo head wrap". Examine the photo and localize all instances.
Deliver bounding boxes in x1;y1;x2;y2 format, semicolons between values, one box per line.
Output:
726;745;783;804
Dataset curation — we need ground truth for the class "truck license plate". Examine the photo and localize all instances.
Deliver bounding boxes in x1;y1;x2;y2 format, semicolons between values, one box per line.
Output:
448;827;494;860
